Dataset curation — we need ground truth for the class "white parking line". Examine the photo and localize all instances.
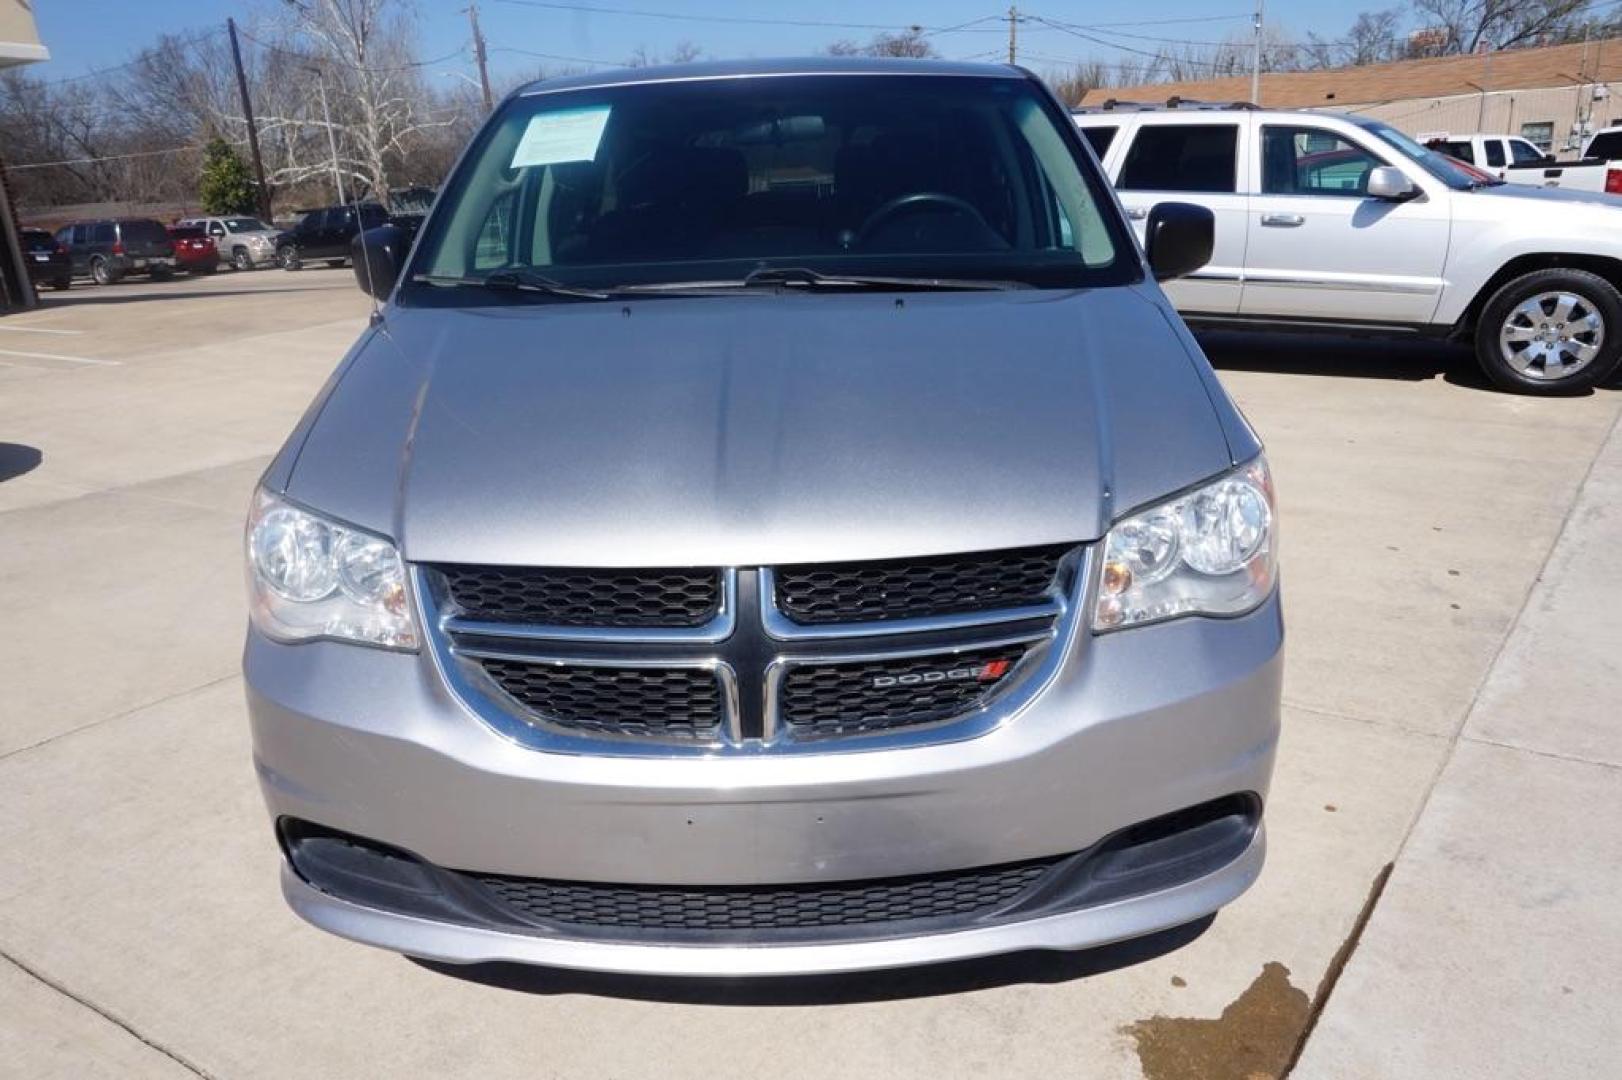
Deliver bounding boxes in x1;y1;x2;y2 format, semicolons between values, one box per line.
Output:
0;347;119;366
0;324;84;335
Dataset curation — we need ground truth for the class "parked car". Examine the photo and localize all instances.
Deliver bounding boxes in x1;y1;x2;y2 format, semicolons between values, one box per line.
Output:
175;215;280;270
167;226;218;274
1426;131;1622;193
273;203;391;269
19;227;71;291
52;218;176;285
248;58;1281;977
1076;100;1622;393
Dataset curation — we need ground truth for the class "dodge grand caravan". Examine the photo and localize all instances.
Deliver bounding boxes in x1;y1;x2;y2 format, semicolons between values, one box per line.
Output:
245;59;1282;976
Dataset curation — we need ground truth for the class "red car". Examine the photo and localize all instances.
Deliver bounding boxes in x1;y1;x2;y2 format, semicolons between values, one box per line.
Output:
167;226;218;274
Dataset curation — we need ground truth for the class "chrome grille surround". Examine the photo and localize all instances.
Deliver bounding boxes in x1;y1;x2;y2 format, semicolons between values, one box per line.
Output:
419;546;1087;756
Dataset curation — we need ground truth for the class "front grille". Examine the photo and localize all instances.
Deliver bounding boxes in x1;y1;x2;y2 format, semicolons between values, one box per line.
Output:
429;543;1079;750
479;661;722;741
774;544;1070;625
433;564;721;627
473;854;1061;933
778;643;1032;738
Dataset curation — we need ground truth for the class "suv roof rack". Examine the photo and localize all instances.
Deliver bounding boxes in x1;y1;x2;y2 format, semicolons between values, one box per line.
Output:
1073;97;1260;115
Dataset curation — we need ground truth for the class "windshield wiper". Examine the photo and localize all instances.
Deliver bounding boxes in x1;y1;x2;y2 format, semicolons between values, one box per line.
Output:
412;271;614;300
616;266;1026;294
741;266;1025;291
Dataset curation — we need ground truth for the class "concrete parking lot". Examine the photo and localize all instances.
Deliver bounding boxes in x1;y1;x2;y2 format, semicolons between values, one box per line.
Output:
1;268;1618;1079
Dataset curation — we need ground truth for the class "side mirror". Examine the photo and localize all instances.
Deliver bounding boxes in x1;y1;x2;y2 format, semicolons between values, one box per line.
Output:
1367;166;1417;201
351;224;408;300
1144;202;1214;282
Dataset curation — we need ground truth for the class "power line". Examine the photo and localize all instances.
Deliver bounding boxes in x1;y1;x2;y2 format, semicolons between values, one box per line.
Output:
5;144;202;171
28;27;225;87
235;27;469;73
488;46;618;68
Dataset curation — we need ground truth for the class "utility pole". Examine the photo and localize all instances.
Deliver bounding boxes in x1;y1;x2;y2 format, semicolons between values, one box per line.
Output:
308;68;347;206
1007;6;1018;65
227;17;272;222
1249;0;1265;105
466;3;494;113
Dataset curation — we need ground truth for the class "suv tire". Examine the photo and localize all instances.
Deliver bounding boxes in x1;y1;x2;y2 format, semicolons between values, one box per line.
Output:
233;247;254;271
89;256;118;286
1476;268;1622;394
279;245;302;271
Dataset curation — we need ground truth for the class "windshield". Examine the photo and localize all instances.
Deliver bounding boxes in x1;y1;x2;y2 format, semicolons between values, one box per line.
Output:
225;217;267;232
1358;119;1487;188
409;73;1130;296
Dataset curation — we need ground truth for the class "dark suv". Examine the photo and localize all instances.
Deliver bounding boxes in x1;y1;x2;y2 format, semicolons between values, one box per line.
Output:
54;218;176;285
20;228;72;291
274;204;391;270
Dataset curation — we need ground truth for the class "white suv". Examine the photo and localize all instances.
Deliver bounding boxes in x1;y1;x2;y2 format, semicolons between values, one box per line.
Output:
1077;102;1622;393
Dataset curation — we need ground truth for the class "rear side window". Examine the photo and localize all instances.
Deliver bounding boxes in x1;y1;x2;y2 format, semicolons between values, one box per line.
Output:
1079;125;1117;158
1508;139;1544;164
1483;140;1505;168
1585;131;1622;159
119;220;169;244
1439;140;1474;164
1118;124;1238;193
92;223;115;243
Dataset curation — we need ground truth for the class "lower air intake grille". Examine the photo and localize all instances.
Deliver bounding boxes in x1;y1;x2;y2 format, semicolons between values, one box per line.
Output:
473;855;1062;932
433;564;722;627
774;544;1070;625
478;661;722;741
778;643;1032;738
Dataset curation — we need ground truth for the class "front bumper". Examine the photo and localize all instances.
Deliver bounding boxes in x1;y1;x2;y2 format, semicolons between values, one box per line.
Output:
247;592;1282;974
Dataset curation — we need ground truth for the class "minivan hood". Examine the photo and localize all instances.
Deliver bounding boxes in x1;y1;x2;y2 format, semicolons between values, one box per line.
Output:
286;288;1235;567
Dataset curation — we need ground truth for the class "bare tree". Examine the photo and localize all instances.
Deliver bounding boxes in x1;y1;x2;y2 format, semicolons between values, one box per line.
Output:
1409;0;1589;54
826;28;936;59
623;41;703;67
269;0;451;207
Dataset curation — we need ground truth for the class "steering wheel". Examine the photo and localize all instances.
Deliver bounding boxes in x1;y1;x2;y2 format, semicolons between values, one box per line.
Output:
853;192;993;248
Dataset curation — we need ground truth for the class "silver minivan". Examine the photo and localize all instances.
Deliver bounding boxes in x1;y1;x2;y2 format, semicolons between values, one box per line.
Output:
244;58;1281;976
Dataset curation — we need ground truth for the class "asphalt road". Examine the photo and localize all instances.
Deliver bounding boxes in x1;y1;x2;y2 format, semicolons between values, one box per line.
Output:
1;267;1617;1079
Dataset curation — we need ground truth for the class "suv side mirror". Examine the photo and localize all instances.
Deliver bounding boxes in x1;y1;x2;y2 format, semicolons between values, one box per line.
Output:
1367;166;1417;200
1144;202;1214;282
351;224;408;300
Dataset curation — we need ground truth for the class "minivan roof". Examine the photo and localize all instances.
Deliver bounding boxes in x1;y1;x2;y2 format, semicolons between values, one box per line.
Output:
517;57;1025;97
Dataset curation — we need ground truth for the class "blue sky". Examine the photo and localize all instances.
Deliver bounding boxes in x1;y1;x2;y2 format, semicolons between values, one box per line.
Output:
32;0;1359;86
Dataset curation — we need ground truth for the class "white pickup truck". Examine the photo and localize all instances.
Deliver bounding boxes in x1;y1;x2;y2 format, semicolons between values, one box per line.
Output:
1075;102;1622;393
1426;131;1622;194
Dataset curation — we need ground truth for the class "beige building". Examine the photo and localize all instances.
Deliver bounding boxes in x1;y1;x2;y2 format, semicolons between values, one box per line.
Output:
0;0;48;313
1077;37;1622;156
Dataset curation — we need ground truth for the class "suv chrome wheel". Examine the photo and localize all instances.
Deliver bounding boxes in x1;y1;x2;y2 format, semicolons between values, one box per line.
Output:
1498;291;1605;381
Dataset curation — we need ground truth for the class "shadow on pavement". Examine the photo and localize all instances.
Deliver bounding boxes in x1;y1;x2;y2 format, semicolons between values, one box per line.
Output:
410;915;1214;1004
0;443;43;482
1199;328;1622;394
36;283;343;308
1197;329;1479;385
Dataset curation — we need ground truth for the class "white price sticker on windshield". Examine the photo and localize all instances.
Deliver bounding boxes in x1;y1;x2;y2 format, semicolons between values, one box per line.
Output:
510;106;612;168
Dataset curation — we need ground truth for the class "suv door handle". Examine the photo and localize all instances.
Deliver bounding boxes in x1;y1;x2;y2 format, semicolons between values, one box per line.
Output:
1125;207;1148;220
1260;213;1304;228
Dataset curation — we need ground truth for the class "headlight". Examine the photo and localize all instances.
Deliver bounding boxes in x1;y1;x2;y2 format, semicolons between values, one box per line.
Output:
245;489;418;649
1093;456;1276;631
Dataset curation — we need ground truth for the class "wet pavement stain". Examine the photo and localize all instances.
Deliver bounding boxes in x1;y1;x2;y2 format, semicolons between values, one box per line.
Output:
1120;961;1311;1080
